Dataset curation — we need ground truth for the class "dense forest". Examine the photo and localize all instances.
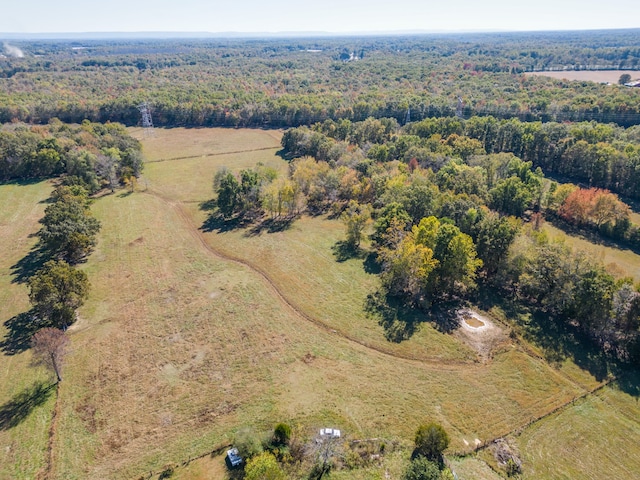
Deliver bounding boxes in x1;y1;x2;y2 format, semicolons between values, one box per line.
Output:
1;30;640;127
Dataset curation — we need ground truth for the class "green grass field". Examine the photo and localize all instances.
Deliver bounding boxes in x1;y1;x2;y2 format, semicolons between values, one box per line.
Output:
2;128;639;479
516;381;640;479
0;180;55;480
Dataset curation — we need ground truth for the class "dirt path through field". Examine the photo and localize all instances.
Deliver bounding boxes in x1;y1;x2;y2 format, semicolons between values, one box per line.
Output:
144;146;280;164
144;187;472;369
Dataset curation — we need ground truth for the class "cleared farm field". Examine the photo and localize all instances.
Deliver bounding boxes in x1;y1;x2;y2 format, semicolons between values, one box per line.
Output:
526;70;640;83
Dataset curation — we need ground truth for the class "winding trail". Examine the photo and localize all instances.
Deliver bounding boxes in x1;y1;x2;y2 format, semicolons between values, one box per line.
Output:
144;187;471;369
143;185;620;447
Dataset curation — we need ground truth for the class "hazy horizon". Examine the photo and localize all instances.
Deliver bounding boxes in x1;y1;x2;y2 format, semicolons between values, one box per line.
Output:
2;0;638;36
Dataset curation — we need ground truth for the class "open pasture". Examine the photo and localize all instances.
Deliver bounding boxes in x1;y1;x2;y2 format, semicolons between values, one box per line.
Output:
543;222;640;281
516;381;640;479
2;127;637;479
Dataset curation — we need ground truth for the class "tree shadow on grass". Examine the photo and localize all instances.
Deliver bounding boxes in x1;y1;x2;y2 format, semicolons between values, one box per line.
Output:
10;245;48;285
363;252;382;275
245;216;295;236
365;289;466;343
475;284;634;389
0;310;47;356
199;198;217;212
615;369;640;397
525;310;612;381
364;290;423;343
0;381;55;431
200;214;250;234
331;241;366;263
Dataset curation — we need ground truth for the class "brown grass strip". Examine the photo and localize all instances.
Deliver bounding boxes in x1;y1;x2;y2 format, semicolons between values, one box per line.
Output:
40;383;61;480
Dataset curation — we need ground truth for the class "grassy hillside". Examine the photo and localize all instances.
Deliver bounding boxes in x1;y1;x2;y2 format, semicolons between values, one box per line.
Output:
517;380;640;479
543;222;640;282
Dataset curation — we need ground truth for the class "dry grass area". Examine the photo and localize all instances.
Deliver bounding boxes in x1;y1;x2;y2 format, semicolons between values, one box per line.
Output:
4;128;635;479
131;127;283;163
543;222;640;281
526;70;640;83
0;180;56;480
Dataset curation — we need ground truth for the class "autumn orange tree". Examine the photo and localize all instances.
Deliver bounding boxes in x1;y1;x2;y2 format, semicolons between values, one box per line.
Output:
558;187;630;230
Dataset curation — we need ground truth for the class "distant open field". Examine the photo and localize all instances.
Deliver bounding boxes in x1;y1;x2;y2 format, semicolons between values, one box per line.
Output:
526;70;640;83
543;222;640;281
2;127;639;479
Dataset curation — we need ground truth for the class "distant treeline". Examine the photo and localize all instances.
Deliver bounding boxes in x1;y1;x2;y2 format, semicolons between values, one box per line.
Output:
1;31;640;128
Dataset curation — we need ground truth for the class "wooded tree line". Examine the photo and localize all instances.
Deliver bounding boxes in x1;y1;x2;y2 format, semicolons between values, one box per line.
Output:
269;119;640;362
300;115;640;200
24;184;101;381
0;119;143;189
1;32;640;128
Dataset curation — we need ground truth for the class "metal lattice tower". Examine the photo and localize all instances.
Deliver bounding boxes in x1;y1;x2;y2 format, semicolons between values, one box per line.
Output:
138;102;154;131
405;107;411;125
456;97;464;118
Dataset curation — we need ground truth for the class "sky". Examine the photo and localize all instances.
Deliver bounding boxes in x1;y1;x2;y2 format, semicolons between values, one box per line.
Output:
2;0;639;34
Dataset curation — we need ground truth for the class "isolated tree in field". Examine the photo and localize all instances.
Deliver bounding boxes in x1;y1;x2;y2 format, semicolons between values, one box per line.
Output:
619;73;632;85
341;200;371;248
28;260;90;329
414;423;450;461
31;327;69;382
402;456;441;480
244;452;286;480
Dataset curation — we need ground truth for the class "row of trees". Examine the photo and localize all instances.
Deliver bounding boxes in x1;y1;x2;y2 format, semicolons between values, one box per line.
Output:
27;185;98;330
23;185;100;382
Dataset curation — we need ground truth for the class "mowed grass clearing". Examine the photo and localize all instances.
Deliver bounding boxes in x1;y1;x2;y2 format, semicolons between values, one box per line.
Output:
0;180;56;480
49;188;584;479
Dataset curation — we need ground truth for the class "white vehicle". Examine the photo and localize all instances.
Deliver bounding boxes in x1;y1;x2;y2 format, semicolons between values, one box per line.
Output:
319;428;341;439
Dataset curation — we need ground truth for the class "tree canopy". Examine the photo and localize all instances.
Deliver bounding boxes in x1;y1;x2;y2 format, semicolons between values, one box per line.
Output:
28;260;90;329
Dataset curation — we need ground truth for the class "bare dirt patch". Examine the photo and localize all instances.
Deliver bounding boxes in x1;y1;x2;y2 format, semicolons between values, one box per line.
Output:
455;310;510;361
